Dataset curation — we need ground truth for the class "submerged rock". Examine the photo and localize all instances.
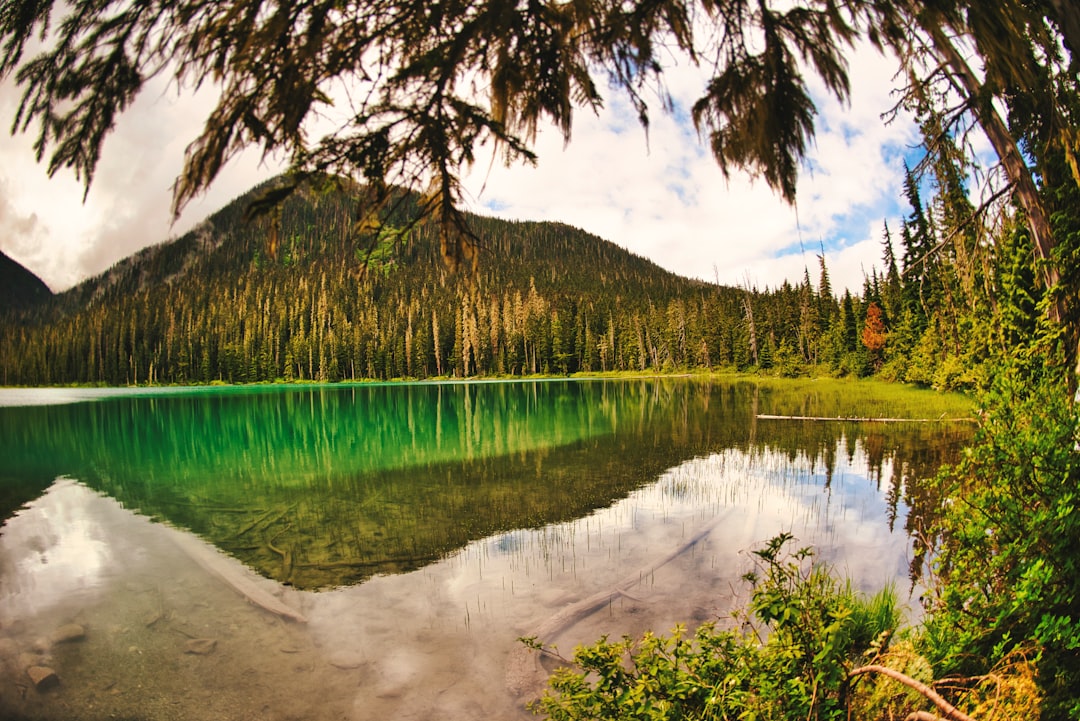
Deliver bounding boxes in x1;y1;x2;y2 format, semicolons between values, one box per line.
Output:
327;651;365;670
184;638;217;655
51;623;86;644
26;665;59;691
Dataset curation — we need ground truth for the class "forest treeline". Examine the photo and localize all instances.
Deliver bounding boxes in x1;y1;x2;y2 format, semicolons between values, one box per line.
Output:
0;169;1041;390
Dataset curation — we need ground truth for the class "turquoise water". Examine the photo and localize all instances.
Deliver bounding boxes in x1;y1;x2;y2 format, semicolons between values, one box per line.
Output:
0;378;970;720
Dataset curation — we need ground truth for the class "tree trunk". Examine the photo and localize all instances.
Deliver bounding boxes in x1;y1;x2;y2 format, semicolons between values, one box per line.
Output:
924;24;1062;316
742;293;759;366
924;23;1080;387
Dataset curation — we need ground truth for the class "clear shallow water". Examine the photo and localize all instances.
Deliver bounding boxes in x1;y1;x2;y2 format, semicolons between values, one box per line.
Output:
0;379;970;720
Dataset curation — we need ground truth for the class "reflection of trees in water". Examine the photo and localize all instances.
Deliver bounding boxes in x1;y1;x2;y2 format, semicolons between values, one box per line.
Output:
0;380;971;589
745;417;970;584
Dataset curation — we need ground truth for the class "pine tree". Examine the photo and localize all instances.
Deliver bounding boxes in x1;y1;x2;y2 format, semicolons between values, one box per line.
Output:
880;223;903;324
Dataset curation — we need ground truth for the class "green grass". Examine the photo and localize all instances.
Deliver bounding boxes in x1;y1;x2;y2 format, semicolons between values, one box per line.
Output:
2;367;977;421
733;375;974;419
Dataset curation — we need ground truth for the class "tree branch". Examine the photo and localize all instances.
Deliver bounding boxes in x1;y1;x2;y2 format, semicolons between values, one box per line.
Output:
923;22;1062;316
902;181;1014;276
849;665;975;721
906;711;946;721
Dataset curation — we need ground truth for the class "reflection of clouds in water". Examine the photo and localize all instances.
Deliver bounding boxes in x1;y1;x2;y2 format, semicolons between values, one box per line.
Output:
0;386;199;407
244;435;924;720
0;479;113;620
674;444;909;591
300;435;915;668
0;387;110;407
463;438;912;613
773;445;908;592
0;432;932;721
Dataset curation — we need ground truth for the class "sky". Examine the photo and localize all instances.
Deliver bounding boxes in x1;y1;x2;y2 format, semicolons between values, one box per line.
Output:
0;41;921;296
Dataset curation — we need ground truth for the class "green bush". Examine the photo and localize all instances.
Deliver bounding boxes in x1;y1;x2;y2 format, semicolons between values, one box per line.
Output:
918;355;1080;720
532;534;899;721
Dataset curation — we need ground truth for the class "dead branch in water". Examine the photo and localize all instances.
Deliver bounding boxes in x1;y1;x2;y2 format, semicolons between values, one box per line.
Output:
266;523;294;581
296;554;441;570
169;525;308;623
506;514;727;699
233;504;296;539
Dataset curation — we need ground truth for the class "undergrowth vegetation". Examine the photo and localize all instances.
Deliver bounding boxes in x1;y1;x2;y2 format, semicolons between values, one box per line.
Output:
533;533;903;721
917;351;1080;720
531;529;1043;721
531;347;1077;721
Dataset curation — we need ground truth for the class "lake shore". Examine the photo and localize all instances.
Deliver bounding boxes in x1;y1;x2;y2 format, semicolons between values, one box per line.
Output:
0;369;975;418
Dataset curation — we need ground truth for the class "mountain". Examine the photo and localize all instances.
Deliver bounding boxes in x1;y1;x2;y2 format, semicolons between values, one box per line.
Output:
0;177;819;385
0;250;52;314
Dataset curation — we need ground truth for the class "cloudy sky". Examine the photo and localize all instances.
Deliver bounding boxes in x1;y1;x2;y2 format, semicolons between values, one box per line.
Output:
0;42;919;295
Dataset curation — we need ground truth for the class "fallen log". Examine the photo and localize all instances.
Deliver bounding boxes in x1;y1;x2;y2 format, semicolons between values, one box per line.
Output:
506;514;726;699
756;414;975;423
168;525;308;623
296;554;441;570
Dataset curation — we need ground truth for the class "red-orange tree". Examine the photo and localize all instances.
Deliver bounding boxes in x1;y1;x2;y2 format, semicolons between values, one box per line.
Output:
861;302;887;370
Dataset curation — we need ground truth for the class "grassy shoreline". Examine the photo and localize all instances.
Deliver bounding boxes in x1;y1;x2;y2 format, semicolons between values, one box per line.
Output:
0;368;976;418
0;365;958;388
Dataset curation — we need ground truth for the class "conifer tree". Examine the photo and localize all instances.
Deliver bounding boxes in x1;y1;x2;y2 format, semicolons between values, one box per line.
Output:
880;223;903;323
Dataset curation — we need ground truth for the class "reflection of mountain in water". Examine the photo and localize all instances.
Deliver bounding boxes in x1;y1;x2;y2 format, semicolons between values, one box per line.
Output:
0;379;971;589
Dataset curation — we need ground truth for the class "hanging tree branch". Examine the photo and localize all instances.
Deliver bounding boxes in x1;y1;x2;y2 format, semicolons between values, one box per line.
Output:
0;0;1076;300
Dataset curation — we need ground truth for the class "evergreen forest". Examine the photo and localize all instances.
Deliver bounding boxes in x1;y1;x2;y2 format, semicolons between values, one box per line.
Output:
0;165;1041;391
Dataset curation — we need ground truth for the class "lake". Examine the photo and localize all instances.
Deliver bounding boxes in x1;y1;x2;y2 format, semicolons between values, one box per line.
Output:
0;378;971;720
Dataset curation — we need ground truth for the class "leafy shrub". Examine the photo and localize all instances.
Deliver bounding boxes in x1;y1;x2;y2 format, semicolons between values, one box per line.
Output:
917;355;1080;720
532;534;900;721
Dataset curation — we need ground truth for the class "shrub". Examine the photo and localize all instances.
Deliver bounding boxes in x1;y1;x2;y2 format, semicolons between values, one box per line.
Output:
917;356;1080;720
532;534;900;721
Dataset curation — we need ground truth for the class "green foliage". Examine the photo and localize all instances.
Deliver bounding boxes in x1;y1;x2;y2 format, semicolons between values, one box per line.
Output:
533;534;900;721
917;351;1080;719
356;224;408;275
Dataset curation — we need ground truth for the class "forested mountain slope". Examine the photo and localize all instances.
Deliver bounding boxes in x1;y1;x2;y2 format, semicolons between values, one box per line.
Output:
0;171;1005;390
0;180;767;385
0;250;53;314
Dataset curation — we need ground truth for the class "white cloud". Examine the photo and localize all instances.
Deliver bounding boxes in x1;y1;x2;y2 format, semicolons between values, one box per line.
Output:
462;43;917;294
0;39;914;296
0;73;283;291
